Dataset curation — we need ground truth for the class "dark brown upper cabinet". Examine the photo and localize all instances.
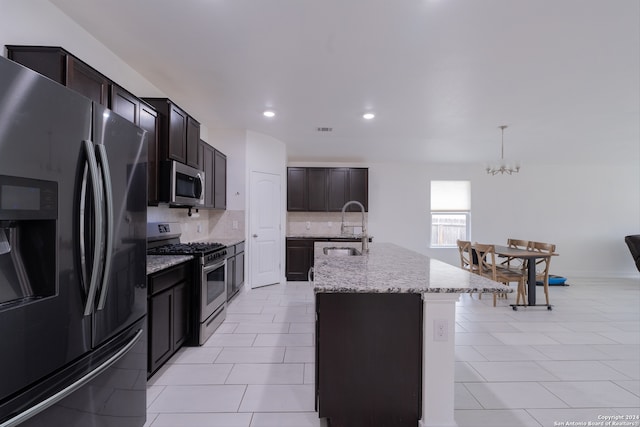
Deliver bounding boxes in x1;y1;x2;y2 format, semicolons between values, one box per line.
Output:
287;167;368;212
213;150;227;210
199;140;215;208
186;117;200;169
198;140;227;210
287;168;308;211
143;98;200;169
110;85;160;205
7;45;109;106
327;168;349;211
308;168;329;211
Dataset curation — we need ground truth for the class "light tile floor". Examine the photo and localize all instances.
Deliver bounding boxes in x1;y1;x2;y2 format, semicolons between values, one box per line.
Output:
145;277;640;427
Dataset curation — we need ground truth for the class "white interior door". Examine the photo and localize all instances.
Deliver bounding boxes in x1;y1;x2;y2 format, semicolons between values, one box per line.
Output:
249;171;282;288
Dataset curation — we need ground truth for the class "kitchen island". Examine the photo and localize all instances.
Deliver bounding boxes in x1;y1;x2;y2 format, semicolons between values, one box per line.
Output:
313;241;511;427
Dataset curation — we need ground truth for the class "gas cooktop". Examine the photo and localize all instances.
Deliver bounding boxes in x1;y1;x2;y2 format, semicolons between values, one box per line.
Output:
147;242;225;256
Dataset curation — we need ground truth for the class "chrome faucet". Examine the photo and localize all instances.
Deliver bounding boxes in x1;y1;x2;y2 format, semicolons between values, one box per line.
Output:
341;200;369;253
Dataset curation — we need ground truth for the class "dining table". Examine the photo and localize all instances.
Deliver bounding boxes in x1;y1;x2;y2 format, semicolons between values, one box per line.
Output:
493;245;557;310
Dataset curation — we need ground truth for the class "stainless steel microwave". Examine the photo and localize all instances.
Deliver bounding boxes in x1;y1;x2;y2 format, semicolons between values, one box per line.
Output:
162;161;205;206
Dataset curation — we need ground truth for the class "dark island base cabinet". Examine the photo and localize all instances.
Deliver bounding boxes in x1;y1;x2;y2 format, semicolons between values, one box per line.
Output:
316;293;423;427
148;262;192;377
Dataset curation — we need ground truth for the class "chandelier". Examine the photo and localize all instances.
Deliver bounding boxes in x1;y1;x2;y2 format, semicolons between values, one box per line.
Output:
486;125;520;175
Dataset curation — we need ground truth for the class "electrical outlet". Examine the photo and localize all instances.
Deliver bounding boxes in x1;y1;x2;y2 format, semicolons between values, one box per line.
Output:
232;220;238;230
196;224;202;233
306;221;311;230
434;319;448;342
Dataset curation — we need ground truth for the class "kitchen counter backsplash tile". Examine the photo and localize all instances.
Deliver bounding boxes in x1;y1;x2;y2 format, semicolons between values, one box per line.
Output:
287;211;368;237
147;255;194;275
147;207;245;243
313;241;513;295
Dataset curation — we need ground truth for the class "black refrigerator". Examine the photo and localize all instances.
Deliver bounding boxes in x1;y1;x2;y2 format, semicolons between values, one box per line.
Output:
0;56;147;426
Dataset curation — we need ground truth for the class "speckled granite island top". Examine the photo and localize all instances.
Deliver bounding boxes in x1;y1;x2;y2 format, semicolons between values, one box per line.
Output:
313;241;513;294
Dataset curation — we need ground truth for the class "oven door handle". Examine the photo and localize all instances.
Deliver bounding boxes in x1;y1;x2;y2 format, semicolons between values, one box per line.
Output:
203;259;226;274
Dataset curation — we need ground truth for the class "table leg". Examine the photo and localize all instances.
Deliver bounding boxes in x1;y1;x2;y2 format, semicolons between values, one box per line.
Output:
527;257;537;306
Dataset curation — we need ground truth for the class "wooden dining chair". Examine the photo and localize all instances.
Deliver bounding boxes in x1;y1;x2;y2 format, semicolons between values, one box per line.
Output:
474;243;527;306
457;239;481;299
502;238;529;270
527;241;556;306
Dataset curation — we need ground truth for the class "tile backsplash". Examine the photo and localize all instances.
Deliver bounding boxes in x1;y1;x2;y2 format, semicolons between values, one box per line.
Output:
287;211;368;237
147;206;245;242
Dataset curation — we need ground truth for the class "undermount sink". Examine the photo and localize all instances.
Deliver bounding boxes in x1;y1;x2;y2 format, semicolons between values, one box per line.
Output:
323;247;362;256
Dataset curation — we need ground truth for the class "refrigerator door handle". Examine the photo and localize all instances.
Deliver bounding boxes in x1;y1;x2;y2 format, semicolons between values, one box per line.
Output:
0;328;143;427
95;143;114;311
82;140;104;316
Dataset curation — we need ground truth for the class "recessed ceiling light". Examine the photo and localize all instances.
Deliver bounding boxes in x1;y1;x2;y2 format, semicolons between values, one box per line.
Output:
263;110;276;118
363;113;375;120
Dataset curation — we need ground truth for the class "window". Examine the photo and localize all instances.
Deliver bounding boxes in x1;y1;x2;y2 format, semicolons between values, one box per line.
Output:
430;180;470;248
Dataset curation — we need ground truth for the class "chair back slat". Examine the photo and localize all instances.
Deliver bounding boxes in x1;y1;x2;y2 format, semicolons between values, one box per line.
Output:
457;239;479;273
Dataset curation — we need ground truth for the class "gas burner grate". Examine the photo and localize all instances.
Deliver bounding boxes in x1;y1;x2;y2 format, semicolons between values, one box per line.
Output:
148;242;225;255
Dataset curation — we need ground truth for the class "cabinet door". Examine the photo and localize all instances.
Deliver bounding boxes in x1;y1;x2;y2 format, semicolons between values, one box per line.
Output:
172;281;190;349
287;168;307;211
149;290;172;374
168;104;188;163
348;168;369;212
200;141;215;208
214;150;227;209
328;168;349;211
140;103;159;205
285;239;314;281
110;85;139;124
66;56;109;106
235;251;245;290
6;46;66;84
317;293;423;425
186;117;200;168
308;168;328;211
226;255;236;300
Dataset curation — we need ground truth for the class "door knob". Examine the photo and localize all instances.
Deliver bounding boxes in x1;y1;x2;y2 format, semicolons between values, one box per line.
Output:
252;234;258;238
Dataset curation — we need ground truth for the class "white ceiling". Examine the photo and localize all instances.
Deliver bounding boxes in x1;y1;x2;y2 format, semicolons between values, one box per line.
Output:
48;0;639;165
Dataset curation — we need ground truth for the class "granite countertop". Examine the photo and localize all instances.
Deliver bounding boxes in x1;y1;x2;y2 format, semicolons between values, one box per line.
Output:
215;238;245;247
146;239;244;275
147;255;194;275
313;241;513;294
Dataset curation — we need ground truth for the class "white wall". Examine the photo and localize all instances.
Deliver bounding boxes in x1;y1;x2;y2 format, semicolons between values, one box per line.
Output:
368;162;640;279
246;131;288;284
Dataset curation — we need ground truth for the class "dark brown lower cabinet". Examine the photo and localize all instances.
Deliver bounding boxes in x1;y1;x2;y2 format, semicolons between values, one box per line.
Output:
148;262;192;376
316;293;423;427
285;237;374;281
286;238;316;281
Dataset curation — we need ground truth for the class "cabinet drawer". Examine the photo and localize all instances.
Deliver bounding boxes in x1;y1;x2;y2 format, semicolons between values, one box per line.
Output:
149;262;190;295
235;242;245;253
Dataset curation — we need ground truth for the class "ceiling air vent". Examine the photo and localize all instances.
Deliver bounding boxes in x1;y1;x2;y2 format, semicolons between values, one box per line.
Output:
316;127;333;132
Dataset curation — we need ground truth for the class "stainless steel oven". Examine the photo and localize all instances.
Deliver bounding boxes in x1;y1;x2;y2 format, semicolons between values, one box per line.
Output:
147;222;227;346
199;256;227;344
